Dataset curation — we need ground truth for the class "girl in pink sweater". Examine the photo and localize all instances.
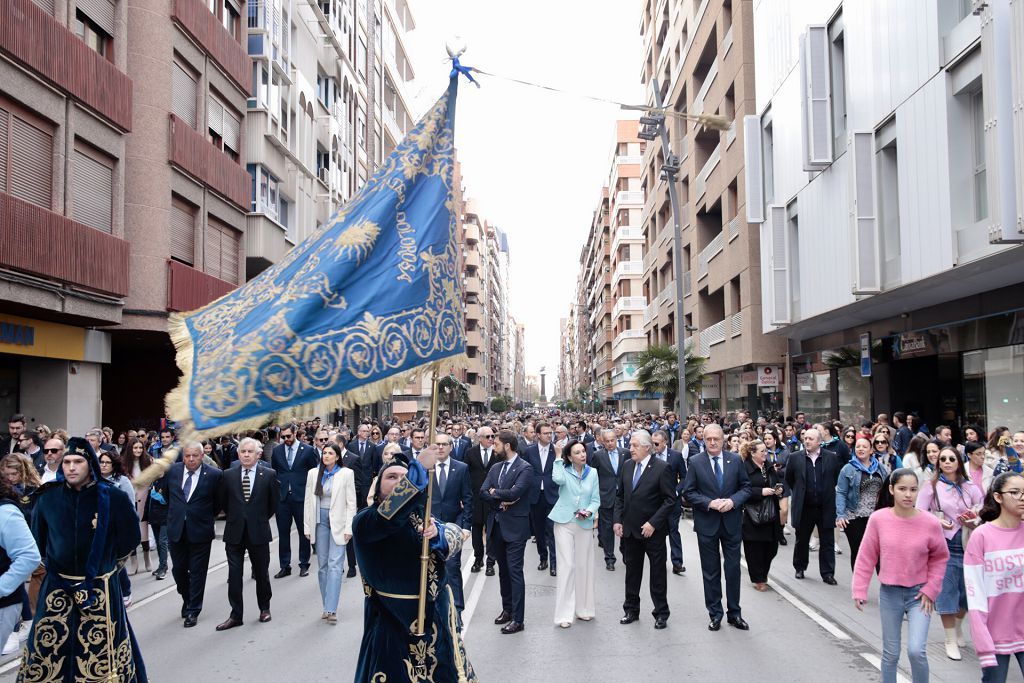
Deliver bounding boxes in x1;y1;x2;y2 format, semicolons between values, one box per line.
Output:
965;472;1024;682
853;468;949;683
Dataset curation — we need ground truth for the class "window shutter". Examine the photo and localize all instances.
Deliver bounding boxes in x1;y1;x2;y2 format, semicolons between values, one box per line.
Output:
743;115;764;223
77;0;114;35
31;0;55;15
170;197;195;264
9;115;52;209
204;220;222;279
207;96;224;137
850;131;881;294
0;107;8;194
801;26;833;169
768;205;790;325
172;63;197;128
221;223;239;284
222;107;240;153
72;149;112;233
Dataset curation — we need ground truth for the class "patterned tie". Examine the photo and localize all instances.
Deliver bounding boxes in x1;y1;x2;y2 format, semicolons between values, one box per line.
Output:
713;456;724;489
499;461;510;487
242;468;251;502
438;462;447;495
183;470;194;500
287;446;295;468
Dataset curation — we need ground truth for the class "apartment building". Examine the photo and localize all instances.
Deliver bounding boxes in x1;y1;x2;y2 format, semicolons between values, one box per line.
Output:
639;0;786;418
0;0;133;431
577;188;613;408
750;0;1024;429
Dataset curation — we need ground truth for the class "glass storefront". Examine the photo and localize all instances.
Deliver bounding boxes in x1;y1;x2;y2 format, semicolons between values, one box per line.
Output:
963;344;1024;430
837;366;870;427
796;370;831;424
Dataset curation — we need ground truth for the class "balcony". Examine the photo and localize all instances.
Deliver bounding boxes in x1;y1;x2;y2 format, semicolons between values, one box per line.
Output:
465;301;483;323
611;226;643;251
169;114;249;209
615;191;645;206
612;259;644;286
612;296;647;319
727;216;740;241
729;311;742;338
643;301;656;325
166;260;235;312
657;280;676;306
698;319;727;357
697;231;725;280
695;144;721;201
693;59;718;117
616;155;644;166
467;329;484;349
643;244;659;272
0;0;132;130
245;213;288;268
722;25;734;56
0;192;129;297
172;0;252;94
463;249;481;270
612;328;645;355
464;221;480;243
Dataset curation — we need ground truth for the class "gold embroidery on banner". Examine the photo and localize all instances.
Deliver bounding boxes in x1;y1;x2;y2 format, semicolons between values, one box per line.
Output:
404;624;438;682
177;91;462;427
377;476;418;520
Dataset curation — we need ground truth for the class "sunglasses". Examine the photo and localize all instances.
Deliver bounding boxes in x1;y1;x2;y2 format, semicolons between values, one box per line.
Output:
44;448;63;454
873;440;888;445
939;456;959;463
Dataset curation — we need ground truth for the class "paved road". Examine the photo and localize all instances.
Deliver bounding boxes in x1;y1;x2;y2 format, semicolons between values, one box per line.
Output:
0;517;993;682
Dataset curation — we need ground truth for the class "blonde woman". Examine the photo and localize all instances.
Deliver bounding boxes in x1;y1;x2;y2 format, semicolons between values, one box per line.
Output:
304;443;357;623
366;442;405;507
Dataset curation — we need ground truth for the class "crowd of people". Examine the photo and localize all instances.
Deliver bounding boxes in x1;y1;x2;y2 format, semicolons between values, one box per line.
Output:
1;407;1024;682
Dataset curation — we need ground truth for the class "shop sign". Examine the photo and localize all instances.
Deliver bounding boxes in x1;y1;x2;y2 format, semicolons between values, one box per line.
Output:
757;366;780;388
0;315;85;361
741;371;757;385
701;374;721;399
860;333;872;377
0;323;34;346
893;332;931;359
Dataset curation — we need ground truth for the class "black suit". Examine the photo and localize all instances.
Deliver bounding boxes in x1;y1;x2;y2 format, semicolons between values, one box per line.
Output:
220;463;279;620
165;463;222;618
270;441;319;571
464;444;499;564
614;455;676;620
683;450;752;621
785;449;841;578
351;440;382;489
522;442;558;569
433;457;472;612
656;448;687;568
341;448;366;571
589;446;627;565
480;456;534;624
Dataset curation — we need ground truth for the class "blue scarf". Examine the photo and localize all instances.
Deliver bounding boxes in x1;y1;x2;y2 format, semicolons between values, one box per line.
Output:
321;464;341;487
849;455;879;475
938;473;964;494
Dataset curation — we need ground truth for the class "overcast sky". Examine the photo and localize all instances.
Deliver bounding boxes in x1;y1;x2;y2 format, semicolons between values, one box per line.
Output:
404;0;643;389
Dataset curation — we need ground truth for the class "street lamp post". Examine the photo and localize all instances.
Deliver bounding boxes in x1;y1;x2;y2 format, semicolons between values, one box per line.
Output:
639;78;687;417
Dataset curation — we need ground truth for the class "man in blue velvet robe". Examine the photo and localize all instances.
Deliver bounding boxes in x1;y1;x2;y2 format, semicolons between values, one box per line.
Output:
18;436;145;683
353;447;476;683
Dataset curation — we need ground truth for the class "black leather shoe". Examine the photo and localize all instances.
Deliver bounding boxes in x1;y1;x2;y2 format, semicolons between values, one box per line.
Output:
672;564;686;575
728;617;750;630
494;611;512;625
346;566;357;578
605;561;615;571
299;567;310;577
550;567;557;577
154;569;167;580
822;575;838;586
537;560;548;571
708;618;722;631
259;610;272;623
779;537;788;546
795;570;805;579
181;605;188;619
470;560;482;573
619;613;639;625
274;568;291;579
183;615;198;628
216;617;243;631
654;618;668;630
500;621;524;634
485;565;495;577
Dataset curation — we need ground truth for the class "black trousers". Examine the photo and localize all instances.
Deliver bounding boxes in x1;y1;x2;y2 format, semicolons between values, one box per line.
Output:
489;521;526;623
743;539;778;584
793;504;836;577
471;499;494;565
696;531;742;621
530;498;556;566
276;497;310;570
348;497;368;571
446;548;465;613
621;531;669;620
844;515;869;571
226;528;271;620
597;505;616;564
169;537;213;617
667;503;683;567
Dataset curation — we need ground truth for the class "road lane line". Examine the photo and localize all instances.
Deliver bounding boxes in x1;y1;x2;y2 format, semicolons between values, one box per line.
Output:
460;570;487;638
739;558;849;640
860;652;910;683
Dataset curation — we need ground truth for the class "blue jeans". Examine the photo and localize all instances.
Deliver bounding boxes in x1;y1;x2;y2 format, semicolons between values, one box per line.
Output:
151;524;169;572
936;530;966;614
879;583;931;683
315;508;346;614
982;652;1024;683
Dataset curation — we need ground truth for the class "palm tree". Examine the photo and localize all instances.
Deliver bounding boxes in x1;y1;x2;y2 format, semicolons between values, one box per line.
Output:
437;375;469;413
634;343;708;410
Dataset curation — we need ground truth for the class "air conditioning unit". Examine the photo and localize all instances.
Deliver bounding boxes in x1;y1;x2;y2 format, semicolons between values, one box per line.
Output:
318;167;330;184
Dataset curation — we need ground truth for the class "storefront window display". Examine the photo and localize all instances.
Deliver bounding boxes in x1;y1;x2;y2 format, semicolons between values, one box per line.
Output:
837;366;870;428
796;370;831;424
963;345;1024;431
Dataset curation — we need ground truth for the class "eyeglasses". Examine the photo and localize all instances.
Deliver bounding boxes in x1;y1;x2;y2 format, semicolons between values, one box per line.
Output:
99;460;113;466
480;435;494;439
44;448;63;454
998;489;1024;500
873;440;888;445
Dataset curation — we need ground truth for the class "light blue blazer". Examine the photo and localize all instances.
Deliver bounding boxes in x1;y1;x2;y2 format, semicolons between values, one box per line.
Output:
548;461;601;529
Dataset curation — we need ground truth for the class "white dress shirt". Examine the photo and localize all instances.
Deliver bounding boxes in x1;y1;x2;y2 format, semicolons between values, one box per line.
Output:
182;466;201;503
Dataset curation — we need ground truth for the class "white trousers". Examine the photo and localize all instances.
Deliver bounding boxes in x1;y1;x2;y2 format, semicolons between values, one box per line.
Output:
553;521;596;624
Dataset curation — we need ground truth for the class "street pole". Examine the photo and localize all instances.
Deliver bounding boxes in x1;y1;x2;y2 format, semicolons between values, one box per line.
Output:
648;78;687;417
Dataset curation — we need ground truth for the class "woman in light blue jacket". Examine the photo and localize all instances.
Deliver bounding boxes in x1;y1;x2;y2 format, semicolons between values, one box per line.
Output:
836;436;890;570
549;439;601;628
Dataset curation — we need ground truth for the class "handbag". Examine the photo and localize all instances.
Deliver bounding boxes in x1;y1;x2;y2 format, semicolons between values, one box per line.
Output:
744;465;778;525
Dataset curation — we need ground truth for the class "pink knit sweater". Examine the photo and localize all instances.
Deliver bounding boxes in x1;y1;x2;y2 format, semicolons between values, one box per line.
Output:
851;508;949;602
965;522;1024;667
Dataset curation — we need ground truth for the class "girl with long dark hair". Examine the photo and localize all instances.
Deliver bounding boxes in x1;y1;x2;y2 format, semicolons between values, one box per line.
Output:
121;438;152;573
965;472;1024;682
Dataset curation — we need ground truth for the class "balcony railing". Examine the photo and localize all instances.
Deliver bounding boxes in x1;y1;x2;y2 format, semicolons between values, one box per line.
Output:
729;311;742;337
616;155;644;165
692;59;719;116
643;244;658;272
172;0;252;94
643;302;656;325
657;280;675;305
0;0;132;130
169;114;250;209
612;296;647;319
615;191;645;205
695;144;721;200
722;25;734;56
700;319;727;356
727;216;740;240
697;231;726;279
167;260;235;312
0;192;129;296
683;270;692;297
613;328;645;351
612;259;644;285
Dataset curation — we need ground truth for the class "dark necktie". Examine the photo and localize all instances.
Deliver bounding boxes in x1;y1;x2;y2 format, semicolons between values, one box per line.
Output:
438;462;447;495
631;462;643;490
183;470;194;500
287;446;295;468
713;456;724;489
242;469;251;502
359;442;365;455
499;461;510;487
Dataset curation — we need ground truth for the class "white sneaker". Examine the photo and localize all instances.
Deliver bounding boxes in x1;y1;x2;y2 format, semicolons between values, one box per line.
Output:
835;545;843;555
809;538;820;551
123;595;133;609
2;632;19;656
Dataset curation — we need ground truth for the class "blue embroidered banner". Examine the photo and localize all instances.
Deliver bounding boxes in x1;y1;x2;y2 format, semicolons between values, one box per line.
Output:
167;77;465;436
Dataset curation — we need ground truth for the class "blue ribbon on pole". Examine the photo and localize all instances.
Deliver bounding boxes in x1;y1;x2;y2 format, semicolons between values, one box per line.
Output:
450;57;480;87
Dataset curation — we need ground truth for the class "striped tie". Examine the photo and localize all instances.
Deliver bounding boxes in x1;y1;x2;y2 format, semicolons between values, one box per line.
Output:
242;469;251;502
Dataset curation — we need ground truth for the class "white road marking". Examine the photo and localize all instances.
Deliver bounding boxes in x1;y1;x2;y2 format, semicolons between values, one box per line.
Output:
459;568;487;638
761;571;850;640
860;652;911;683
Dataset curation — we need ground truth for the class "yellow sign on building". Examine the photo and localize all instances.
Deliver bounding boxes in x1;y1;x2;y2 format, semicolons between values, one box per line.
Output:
0;315;86;361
